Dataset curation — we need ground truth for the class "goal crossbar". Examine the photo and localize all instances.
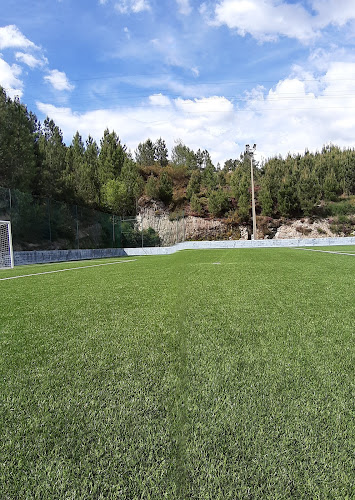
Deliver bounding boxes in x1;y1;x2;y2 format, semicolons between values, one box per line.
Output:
0;220;14;269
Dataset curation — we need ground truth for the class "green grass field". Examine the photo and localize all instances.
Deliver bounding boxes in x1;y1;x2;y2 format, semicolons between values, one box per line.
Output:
303;245;355;254
1;248;354;498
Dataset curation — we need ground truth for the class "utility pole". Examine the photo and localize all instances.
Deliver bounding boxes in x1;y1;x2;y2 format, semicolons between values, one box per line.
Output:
245;144;257;240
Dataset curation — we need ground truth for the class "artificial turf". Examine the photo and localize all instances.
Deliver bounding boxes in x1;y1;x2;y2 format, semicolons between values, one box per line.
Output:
1;249;354;498
303;245;355;254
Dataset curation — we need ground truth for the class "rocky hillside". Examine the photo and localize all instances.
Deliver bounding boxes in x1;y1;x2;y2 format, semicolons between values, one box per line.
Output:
137;200;355;246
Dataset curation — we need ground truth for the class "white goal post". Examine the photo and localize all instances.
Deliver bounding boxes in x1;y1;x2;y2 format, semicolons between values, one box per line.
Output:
0;220;14;269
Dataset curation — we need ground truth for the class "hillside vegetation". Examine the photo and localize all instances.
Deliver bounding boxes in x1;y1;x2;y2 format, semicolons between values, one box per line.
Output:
1;86;355;234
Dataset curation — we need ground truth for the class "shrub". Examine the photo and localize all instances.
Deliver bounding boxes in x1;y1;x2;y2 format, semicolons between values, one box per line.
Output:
208;191;229;217
158;172;173;205
190;194;202;215
145;175;159;199
324;200;354;216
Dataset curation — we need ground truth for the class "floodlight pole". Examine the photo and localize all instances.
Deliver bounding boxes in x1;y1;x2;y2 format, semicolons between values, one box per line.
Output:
245;144;257;240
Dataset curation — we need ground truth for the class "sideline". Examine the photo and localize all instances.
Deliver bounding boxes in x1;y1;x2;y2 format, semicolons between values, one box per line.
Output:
0;259;137;281
295;248;355;256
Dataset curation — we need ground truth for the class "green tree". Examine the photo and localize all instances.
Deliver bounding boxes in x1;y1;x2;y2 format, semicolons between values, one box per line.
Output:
223;159;239;172
135;138;155;167
190;193;202;214
0;89;38;192
298;169;320;216
63;131;85;203
37;117;66;198
102;179;130;215
98;129;126;186
171;140;197;170
186;170;201;200
82;136;100;206
201;152;216;191
145;175;159;199
154;138;168;167
237;174;251;222
278;177;300;217
208;190;229;217
158;171;173;204
323;169;339;201
120;157;144;213
259;180;274;216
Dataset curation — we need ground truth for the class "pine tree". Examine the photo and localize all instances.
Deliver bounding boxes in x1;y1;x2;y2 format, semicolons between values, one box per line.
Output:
135;138;155;167
278;177;300;217
83;136;100;206
323;169;339;201
158;171;173;204
38;117;66;198
186;170;201;200
98;129;126;186
63;131;85;203
298;169;320;216
0;88;38;192
154;138;168;167
171;140;196;169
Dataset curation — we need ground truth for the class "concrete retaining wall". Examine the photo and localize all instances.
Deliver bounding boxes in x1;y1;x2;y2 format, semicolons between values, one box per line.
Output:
14;236;355;265
14;248;126;266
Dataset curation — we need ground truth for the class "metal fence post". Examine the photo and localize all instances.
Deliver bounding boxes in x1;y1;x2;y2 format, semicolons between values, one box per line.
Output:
118;217;122;248
75;205;79;249
47;198;52;243
112;214;115;247
9;188;12;216
141;215;144;248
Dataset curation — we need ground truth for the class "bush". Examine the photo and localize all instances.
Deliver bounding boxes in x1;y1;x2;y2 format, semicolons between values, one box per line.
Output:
190;194;202;215
324;200;354;216
208;190;229;217
158;172;173;205
145;175;159;199
121;222;161;247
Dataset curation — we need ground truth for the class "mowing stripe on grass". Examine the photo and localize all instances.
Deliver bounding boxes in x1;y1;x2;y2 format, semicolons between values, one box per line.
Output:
295;248;355;256
0;259;137;281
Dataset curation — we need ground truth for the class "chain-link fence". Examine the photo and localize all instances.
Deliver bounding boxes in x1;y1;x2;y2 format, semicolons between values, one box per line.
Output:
0;187;177;251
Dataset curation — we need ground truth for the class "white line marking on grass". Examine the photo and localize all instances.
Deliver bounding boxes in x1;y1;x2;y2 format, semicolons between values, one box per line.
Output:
0;260;137;281
295;248;355;256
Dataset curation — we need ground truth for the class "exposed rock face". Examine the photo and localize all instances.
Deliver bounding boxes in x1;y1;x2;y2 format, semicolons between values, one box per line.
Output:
137;203;342;245
274;219;339;239
137;207;236;246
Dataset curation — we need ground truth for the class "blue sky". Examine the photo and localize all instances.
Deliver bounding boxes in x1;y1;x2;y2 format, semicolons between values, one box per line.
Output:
1;0;355;164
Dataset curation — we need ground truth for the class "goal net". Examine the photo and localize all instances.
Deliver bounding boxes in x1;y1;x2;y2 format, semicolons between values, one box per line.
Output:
0;220;14;269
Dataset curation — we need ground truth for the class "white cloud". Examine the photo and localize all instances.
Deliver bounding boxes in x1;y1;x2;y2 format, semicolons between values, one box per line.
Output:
176;0;192;15
208;0;355;43
36;95;238;164
235;60;355;159
0;56;23;98
15;52;48;68
0;25;38;50
36;56;355;166
148;93;171;106
312;0;355;27
115;0;150;13
210;0;317;42
44;69;75;91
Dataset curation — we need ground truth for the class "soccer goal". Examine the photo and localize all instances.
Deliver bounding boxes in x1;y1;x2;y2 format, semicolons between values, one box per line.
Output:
0;220;14;269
